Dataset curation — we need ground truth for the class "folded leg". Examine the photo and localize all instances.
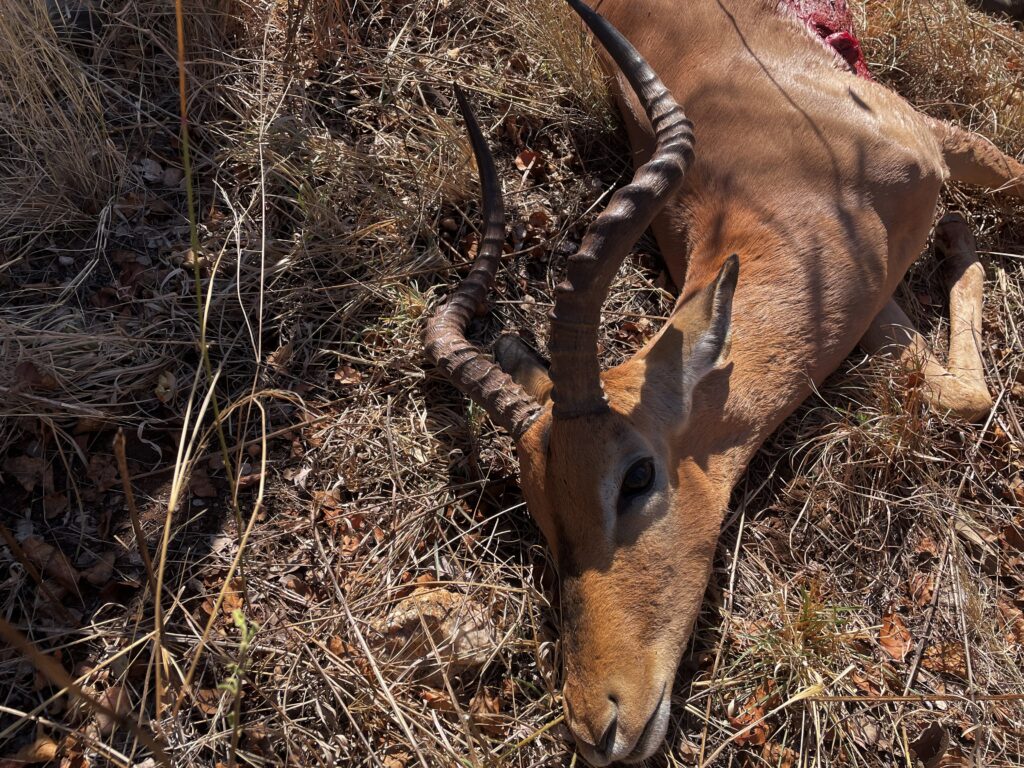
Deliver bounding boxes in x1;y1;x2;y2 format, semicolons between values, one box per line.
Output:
860;214;993;421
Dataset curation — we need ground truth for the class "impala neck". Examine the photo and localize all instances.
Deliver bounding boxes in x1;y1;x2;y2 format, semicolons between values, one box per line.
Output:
679;219;852;491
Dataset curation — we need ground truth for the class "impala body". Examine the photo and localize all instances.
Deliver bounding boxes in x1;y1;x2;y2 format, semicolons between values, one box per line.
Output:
424;0;1024;763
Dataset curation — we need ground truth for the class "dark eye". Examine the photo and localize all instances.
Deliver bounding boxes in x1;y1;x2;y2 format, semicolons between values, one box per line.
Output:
621;458;655;499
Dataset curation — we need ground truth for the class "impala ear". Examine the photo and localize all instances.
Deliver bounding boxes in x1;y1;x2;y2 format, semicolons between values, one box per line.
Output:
643;255;738;418
494;335;553;404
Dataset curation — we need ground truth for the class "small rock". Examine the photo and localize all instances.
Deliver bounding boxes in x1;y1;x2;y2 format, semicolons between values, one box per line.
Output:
162;167;184;187
138;158;163;183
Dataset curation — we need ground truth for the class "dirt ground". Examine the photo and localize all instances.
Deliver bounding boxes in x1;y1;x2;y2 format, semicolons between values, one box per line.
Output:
1;0;1023;766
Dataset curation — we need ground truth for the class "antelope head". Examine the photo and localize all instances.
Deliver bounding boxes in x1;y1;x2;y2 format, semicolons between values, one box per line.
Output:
424;1;738;763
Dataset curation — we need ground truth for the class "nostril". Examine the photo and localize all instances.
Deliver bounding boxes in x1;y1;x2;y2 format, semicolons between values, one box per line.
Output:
597;712;617;757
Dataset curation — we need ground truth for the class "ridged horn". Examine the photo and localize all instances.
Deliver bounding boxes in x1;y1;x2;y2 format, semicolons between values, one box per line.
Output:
423;87;542;441
549;0;696;418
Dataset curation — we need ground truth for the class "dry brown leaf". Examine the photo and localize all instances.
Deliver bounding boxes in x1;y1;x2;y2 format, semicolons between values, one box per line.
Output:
83;552;116;587
760;742;798;768
910;722;953;768
909;571;935;607
998;598;1024;646
333;365;362;385
421;688;456;712
20;536;79;591
14;361;59;392
189;467;218;498
87;454;117;494
154;371;177;404
3;456;51;493
373;587;496;683
194;687;221;716
1000;521;1024;553
95;684;130;735
850;668;881;696
922;640;968;677
3;736;59;765
470;689;505;735
222;577;245;614
266;342;293;373
514;148;543;176
728;691;769;747
327;635;346;656
879;612;913;661
42;493;68;519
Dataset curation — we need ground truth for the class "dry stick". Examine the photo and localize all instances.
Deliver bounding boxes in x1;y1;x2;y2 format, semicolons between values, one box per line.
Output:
0;523;77;625
0;618;171;766
113;429;156;595
809;693;1024;703
903;539;949;695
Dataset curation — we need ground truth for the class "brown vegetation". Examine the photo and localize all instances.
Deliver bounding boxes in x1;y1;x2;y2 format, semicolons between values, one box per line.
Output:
0;0;1022;765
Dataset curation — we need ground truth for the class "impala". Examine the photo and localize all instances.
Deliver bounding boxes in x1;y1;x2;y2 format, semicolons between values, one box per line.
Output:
424;0;1024;762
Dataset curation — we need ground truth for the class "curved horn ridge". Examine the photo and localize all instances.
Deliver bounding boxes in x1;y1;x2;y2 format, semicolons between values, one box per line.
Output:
422;86;542;441
550;0;695;418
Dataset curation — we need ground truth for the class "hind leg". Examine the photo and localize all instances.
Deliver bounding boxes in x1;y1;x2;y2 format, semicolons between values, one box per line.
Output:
929;118;1024;199
860;214;994;421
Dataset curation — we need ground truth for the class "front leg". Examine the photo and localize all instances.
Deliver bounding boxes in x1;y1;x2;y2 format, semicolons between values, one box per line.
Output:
859;215;994;422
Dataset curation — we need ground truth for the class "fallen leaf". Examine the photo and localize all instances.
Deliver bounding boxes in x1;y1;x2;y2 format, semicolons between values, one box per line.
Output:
87;454;118;494
189;467;218;498
421;688;456;712
5;735;59;764
850;668;881;696
879;612;913;662
922;640;968;677
83;552;116;587
43;493;68;519
266;343;293;373
910;722;949;768
373;587;496;683
514;148;543;176
222;577;245;614
139;158;163;182
1000;521;1024;553
527;209;550;229
194;687;221;716
334;365;362;385
998;598;1024;646
728;685;776;748
14;361;59;392
909;571;935;607
154;371;177;404
3;456;51;493
470;689;505;735
20;536;80;591
95;684;130;735
761;742;798;768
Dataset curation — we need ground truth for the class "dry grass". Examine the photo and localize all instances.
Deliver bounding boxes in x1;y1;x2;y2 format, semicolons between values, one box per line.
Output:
0;0;1022;766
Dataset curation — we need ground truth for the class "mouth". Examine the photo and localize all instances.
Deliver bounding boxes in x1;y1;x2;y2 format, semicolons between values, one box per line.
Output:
621;685;669;764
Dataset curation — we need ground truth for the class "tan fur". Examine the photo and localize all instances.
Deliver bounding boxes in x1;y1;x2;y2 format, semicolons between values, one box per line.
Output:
501;1;1023;763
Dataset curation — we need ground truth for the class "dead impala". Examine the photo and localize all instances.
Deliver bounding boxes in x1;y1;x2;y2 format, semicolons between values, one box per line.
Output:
424;0;1024;763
